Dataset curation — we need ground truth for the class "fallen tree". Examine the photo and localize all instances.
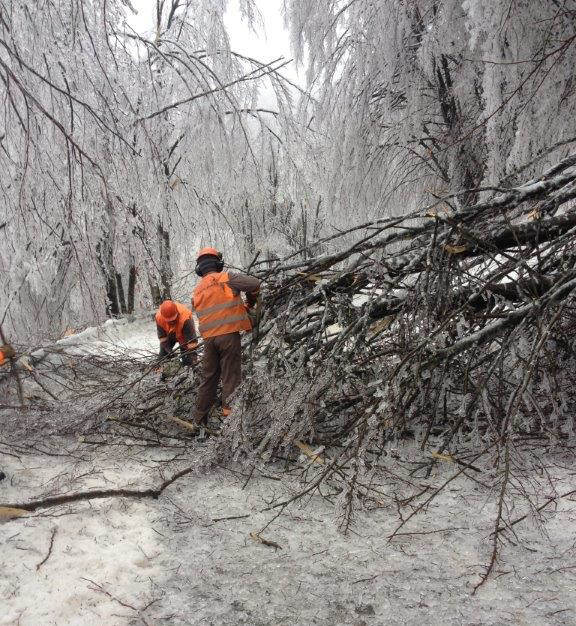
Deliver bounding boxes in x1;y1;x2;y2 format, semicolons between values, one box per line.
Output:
3;150;576;588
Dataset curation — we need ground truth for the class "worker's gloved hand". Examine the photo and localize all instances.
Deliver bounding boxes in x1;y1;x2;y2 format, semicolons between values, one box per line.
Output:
180;352;197;368
1;344;16;359
161;360;181;379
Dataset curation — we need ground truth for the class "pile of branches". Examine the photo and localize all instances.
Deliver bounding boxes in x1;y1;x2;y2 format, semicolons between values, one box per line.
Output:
204;148;576;550
0;344;203;445
224;149;576;450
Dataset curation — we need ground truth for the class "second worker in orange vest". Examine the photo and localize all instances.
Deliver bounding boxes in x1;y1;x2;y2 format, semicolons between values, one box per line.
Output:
0;344;16;367
156;300;198;367
192;247;261;425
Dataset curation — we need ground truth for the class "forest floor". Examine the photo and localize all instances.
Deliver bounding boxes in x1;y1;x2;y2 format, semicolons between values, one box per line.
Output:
1;318;575;625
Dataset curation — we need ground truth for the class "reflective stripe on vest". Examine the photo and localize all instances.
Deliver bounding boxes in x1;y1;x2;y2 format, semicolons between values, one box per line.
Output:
199;313;250;333
196;299;240;319
193;272;252;338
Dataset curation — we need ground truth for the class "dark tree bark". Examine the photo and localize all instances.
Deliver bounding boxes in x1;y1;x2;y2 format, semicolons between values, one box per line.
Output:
127;265;137;313
157;218;172;301
115;272;127;314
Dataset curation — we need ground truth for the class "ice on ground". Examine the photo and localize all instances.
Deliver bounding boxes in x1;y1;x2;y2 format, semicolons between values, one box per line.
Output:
55;316;159;357
26;315;160;365
1;443;575;625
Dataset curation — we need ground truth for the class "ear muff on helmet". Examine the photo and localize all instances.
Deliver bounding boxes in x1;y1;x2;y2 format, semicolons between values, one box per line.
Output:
195;253;224;276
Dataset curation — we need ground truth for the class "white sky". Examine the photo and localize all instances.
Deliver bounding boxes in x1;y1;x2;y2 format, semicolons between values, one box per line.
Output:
128;0;297;80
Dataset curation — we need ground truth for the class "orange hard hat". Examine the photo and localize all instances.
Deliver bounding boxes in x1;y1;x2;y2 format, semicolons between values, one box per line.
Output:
159;300;178;322
197;247;221;260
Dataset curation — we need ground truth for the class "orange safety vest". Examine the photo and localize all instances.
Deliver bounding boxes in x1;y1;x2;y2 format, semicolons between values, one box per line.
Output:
155;302;196;347
193;272;252;339
0;350;6;366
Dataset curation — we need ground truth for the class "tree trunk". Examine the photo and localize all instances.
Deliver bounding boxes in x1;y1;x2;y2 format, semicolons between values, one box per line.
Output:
96;241;121;317
127;265;137;313
158;218;172;301
115;272;127;314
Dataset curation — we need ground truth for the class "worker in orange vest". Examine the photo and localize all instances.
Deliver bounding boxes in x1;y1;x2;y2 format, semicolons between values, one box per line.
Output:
0;344;15;366
155;300;198;367
192;247;261;426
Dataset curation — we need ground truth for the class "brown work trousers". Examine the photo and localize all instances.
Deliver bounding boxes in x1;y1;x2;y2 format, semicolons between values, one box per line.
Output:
194;332;242;425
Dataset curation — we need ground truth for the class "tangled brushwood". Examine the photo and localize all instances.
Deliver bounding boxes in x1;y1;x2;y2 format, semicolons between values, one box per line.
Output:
218;150;576;569
3;151;576;586
230;150;576;450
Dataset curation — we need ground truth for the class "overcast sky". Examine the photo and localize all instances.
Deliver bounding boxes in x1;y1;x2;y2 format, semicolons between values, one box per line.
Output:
128;0;297;79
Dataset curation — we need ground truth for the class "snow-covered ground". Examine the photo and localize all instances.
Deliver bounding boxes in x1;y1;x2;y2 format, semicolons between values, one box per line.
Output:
27;316;160;364
1;443;575;625
2;317;576;625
